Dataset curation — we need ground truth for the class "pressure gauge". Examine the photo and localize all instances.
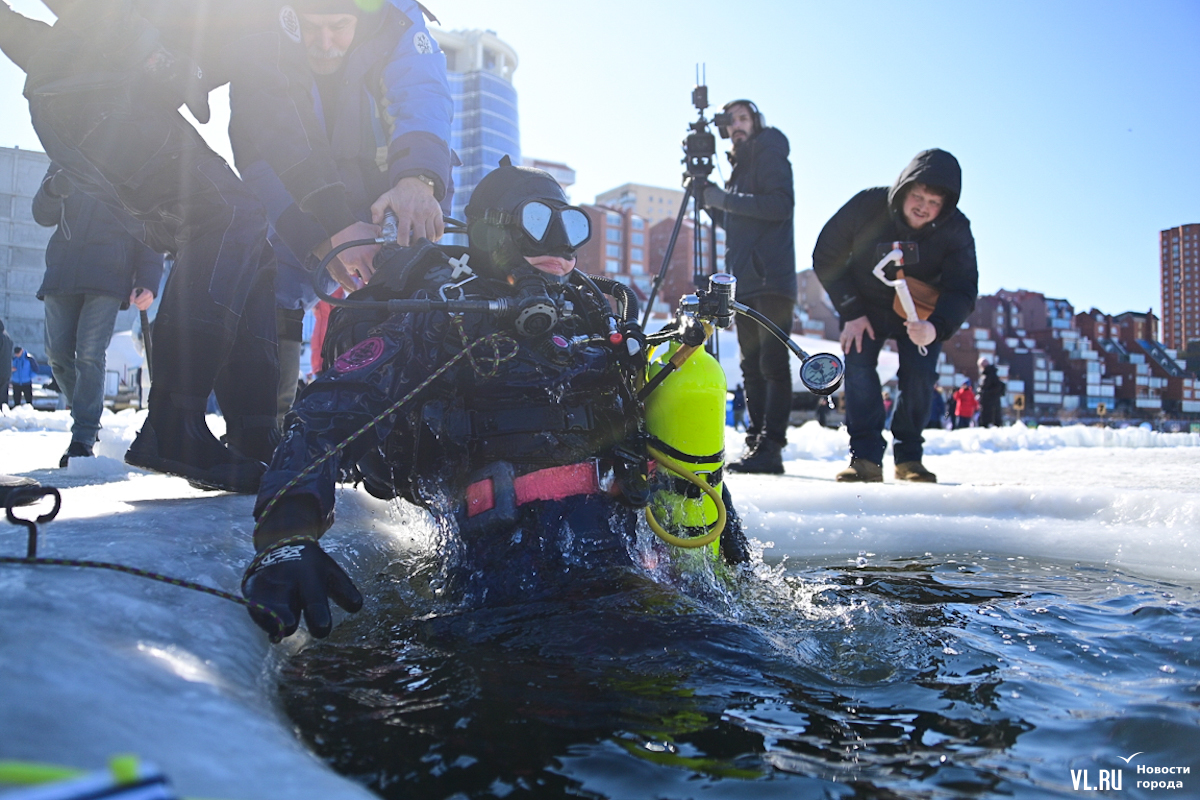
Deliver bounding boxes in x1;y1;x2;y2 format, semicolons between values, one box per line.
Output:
799;352;844;396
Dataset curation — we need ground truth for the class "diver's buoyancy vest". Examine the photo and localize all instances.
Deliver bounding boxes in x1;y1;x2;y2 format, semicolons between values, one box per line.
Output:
328;244;641;491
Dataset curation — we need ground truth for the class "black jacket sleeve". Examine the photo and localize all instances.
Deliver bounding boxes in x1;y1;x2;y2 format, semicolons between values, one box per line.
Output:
812;189;877;323
926;218;978;341
0;4;53;72
720;142;793;223
31;166;67;229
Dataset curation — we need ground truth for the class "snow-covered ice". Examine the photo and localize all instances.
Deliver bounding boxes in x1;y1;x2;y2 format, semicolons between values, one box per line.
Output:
1;405;1197;798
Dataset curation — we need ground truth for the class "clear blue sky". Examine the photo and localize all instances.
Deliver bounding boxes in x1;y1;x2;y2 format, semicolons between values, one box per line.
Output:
2;0;1197;319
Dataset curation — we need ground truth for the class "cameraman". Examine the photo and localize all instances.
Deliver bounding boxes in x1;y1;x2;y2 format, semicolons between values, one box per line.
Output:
702;100;796;475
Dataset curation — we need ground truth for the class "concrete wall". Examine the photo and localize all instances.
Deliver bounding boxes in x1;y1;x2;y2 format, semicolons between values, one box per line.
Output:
0;145;52;360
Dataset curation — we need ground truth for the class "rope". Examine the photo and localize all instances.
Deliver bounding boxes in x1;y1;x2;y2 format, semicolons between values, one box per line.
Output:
0;555;287;639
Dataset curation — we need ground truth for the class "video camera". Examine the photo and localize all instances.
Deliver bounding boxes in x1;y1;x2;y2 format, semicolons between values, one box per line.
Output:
682;78;717;181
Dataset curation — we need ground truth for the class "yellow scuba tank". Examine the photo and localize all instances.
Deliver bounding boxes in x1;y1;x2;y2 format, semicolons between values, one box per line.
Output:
644;337;728;551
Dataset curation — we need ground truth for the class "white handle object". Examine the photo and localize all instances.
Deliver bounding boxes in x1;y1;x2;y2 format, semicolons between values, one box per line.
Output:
872;248;927;355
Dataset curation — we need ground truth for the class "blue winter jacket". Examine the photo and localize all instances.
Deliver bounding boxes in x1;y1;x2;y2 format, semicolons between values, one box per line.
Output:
12;352;37;384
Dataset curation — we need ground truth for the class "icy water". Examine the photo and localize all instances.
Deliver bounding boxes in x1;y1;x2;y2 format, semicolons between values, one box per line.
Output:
279;538;1200;800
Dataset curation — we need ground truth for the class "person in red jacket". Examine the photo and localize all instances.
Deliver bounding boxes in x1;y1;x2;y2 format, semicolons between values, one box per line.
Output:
952;380;978;429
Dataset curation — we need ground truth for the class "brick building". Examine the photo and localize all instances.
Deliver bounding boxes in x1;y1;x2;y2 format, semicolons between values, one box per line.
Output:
1160;223;1200;350
594;183;686;227
574;204;655;311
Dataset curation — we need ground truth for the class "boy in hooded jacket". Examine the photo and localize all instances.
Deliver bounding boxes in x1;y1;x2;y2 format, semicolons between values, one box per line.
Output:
813;149;978;483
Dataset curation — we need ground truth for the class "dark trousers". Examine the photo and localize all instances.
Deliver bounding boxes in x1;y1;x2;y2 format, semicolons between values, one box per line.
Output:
843;318;941;465
29;89;279;429
11;383;33;407
735;294;794;445
979;399;1002;427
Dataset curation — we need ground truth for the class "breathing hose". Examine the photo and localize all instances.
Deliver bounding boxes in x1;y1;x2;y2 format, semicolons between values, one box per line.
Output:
644;446;726;549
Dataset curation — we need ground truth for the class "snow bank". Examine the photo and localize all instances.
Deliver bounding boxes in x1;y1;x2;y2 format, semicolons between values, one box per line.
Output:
757;420;1200;464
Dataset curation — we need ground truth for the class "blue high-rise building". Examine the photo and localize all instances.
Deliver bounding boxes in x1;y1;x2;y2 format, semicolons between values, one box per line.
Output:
430;29;520;223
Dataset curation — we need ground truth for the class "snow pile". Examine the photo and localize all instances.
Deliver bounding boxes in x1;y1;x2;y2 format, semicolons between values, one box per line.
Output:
761;420;1200;463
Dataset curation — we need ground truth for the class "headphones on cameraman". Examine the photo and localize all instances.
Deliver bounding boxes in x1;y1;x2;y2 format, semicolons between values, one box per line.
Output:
718;99;766;139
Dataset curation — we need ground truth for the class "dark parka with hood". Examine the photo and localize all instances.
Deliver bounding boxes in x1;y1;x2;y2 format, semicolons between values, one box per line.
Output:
706;126;797;301
32;164;163;304
812;148;978;341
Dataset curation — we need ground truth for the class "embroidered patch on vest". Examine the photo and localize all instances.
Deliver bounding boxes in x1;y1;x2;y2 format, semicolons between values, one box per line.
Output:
335;337;385;373
413;31;434;55
279;6;302;44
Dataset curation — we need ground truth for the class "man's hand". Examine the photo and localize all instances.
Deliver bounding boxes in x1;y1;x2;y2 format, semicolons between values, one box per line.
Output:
242;538;363;641
317;221;381;291
839;316;875;354
129;288;154;311
701;183;728;211
905;319;937;348
369;176;443;246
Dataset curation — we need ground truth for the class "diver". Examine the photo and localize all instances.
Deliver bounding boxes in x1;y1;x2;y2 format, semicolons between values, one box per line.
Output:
242;159;750;640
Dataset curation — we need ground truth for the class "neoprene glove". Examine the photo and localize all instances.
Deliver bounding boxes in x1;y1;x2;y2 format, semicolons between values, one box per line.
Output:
243;496;360;641
702;184;728;211
242;538;363;641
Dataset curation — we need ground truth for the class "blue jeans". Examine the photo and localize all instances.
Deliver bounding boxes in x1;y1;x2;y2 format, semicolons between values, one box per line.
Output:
43;293;122;445
843;321;941;465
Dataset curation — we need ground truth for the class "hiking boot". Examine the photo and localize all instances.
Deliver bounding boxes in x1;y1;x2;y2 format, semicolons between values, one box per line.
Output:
125;414;265;494
895;460;937;483
835;458;883;483
727;438;784;475
59;440;94;468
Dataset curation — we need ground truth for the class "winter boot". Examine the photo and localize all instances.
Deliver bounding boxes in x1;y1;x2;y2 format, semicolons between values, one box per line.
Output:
59;440;93;468
895;460;937;483
835;458;883;483
125;405;265;494
727;438;784;475
224;416;282;465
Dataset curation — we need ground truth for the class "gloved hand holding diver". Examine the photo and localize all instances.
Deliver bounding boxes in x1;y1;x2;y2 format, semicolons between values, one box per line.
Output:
242;158;762;641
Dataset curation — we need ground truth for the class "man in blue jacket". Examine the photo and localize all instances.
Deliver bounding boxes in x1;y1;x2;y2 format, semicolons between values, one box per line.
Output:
0;0;382;493
10;346;37;408
813;149;978;483
703;100;796;474
236;0;453;424
33;164;164;467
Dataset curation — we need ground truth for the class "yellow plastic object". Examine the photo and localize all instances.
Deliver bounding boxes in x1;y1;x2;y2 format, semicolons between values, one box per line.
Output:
109;754;140;784
644;335;728;549
0;760;83;785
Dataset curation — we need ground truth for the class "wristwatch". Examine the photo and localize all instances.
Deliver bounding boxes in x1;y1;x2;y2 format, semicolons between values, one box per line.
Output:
412;173;437;193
